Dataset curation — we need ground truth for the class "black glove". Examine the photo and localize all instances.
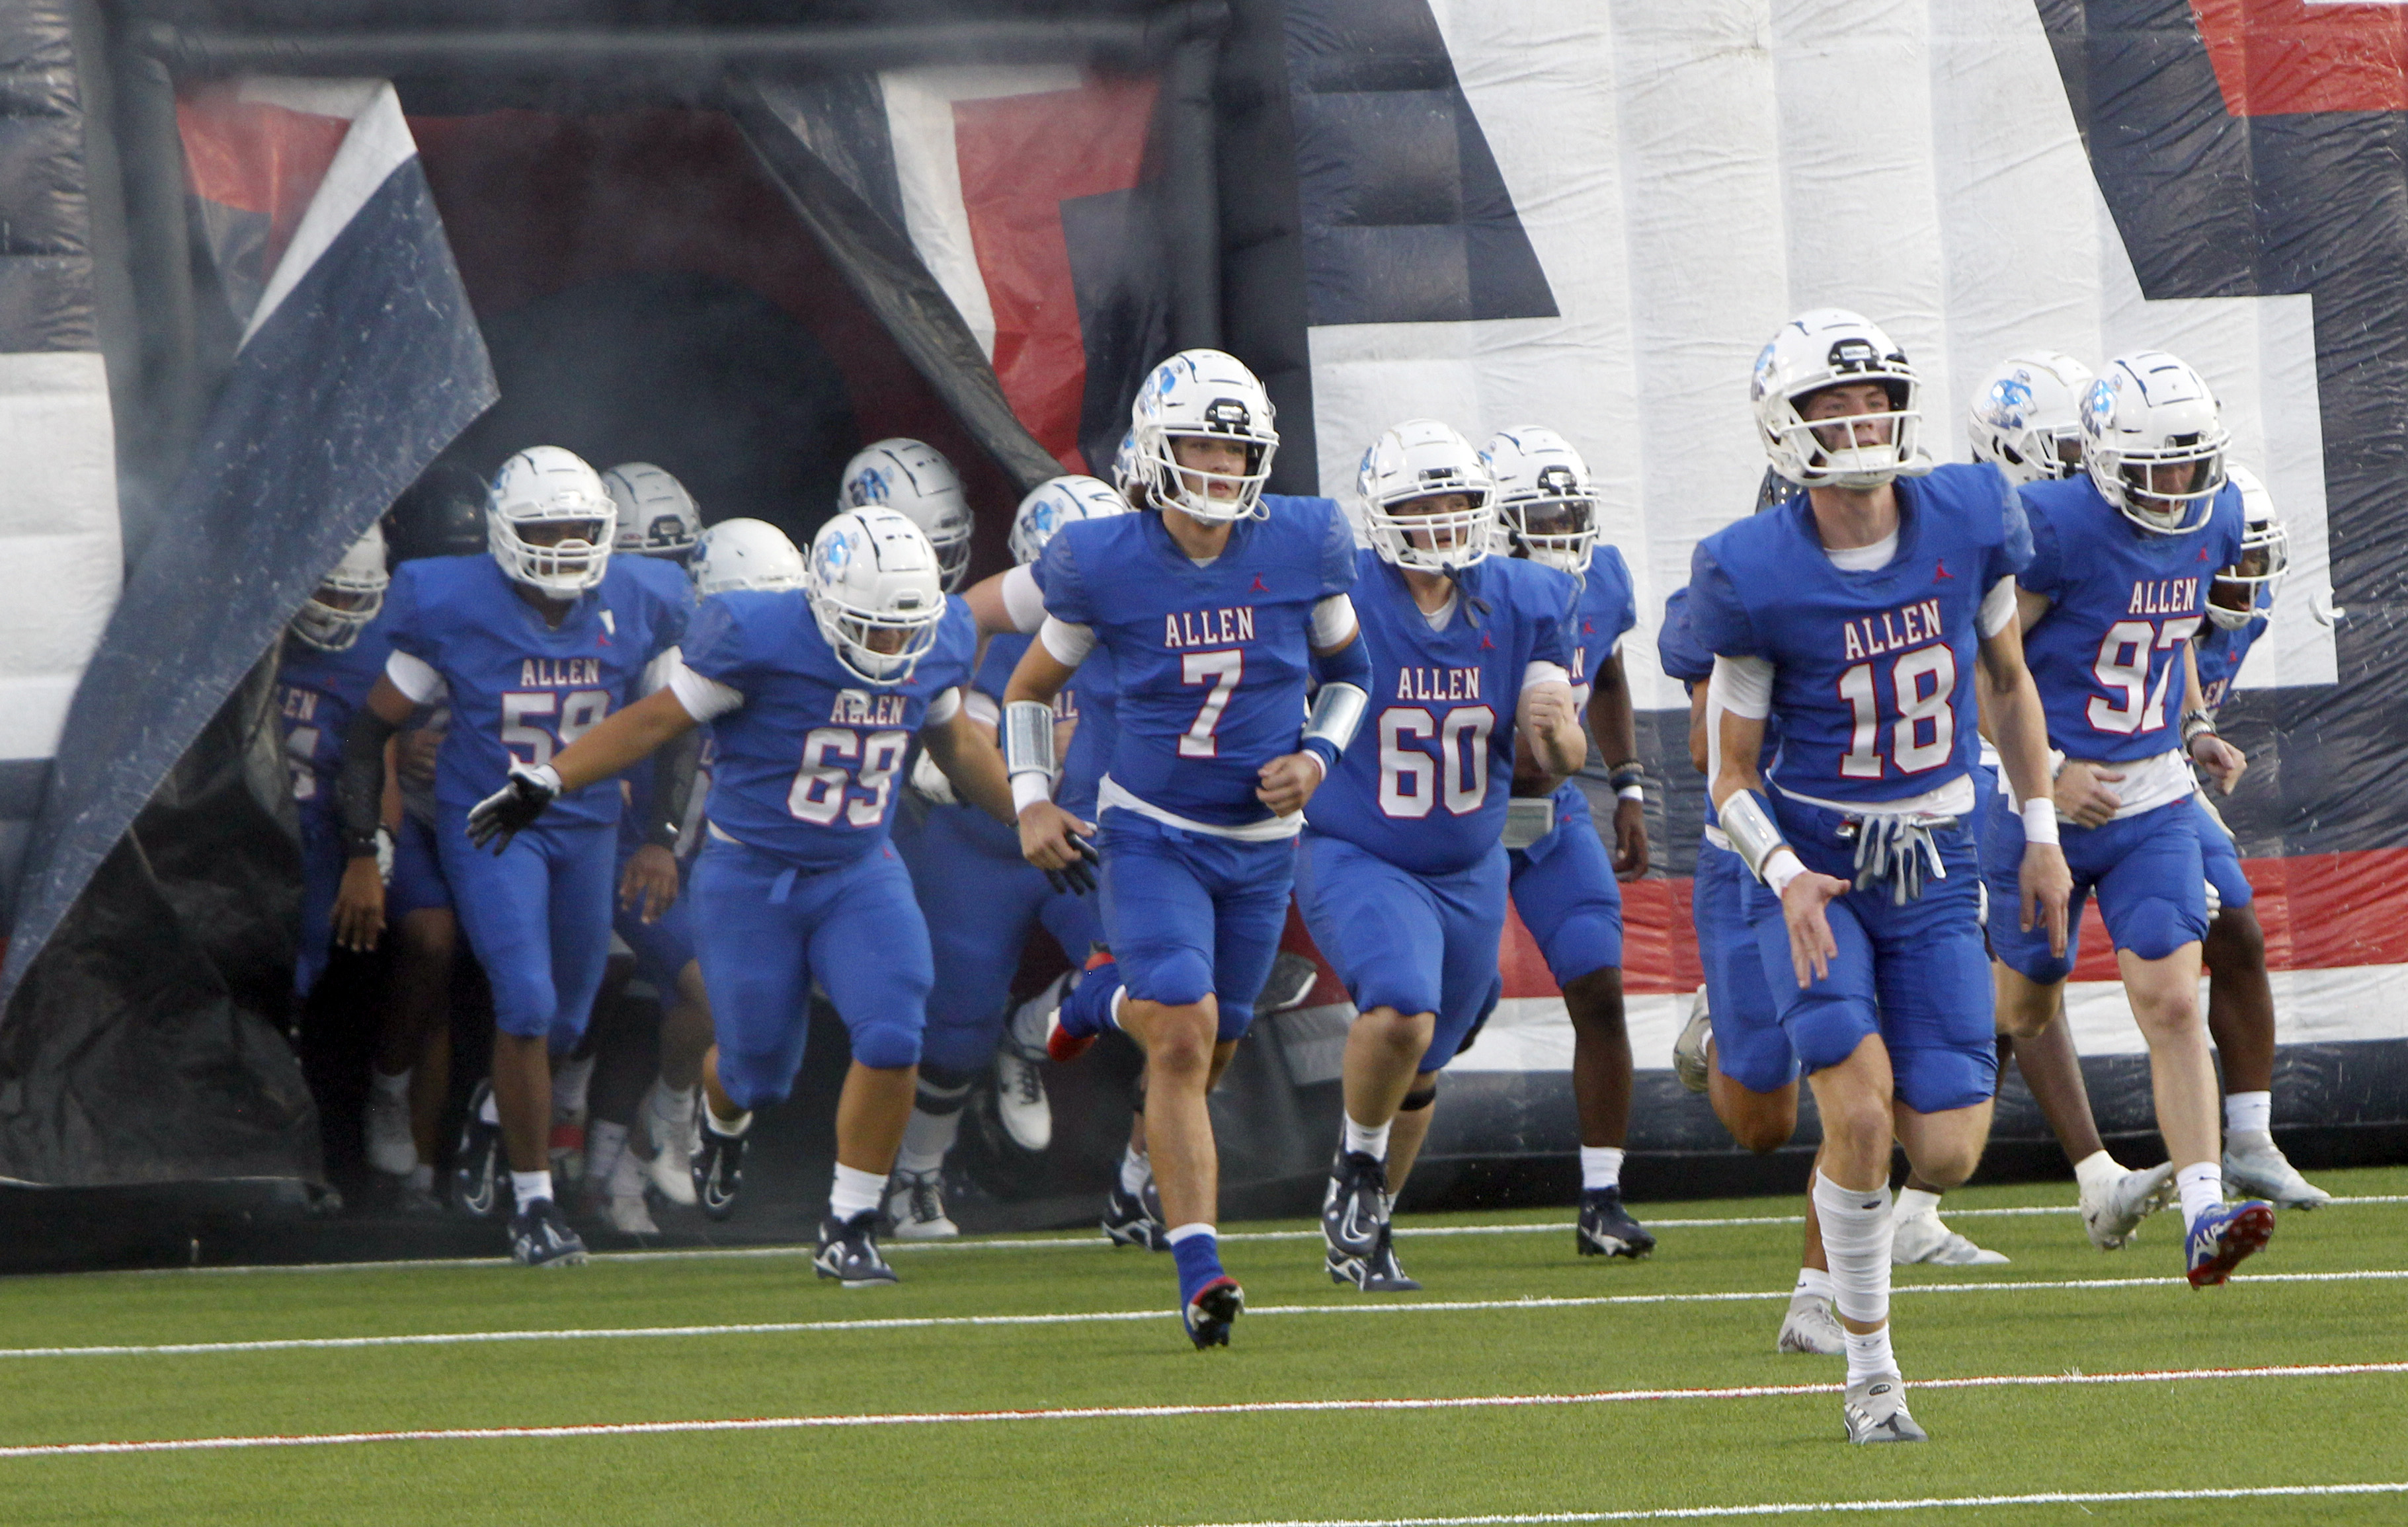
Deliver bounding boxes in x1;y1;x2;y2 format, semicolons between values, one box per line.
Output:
467;762;563;853
1043;832;1102;896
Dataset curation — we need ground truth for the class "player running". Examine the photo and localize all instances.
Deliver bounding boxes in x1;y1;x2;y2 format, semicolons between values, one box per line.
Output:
1692;309;2071;1442
886;475;1128;1237
469;506;1014;1286
1299;420;1585;1291
1006;348;1370;1347
335;446;690;1265
1484;425;1657;1258
1983;350;2278;1288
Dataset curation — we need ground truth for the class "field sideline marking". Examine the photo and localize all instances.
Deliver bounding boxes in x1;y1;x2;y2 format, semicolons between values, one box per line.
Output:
112;1194;2408;1277
1169;1479;2408;1525
11;1268;2404;1360
0;1362;2400;1460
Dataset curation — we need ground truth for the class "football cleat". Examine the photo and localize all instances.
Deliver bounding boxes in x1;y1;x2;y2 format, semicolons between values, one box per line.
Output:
1103;1181;1171;1250
815;1210;900;1286
2081;1160;2177;1251
1577;1186;1657;1259
1841;1373;1928;1444
1322;1150;1390;1263
1891;1212;2009;1266
992;1047;1053;1154
450;1080;504;1220
2185;1199;2276;1288
690;1114;748;1222
2222;1133;2331;1210
364;1084;418;1177
508;1198;588;1268
1329;1221;1422;1292
598;1146;657;1235
1041;968;1100;1064
1777;1294;1845;1355
1672;992;1713;1095
643;1104;698;1208
885;1167;960;1240
1183;1274;1244;1349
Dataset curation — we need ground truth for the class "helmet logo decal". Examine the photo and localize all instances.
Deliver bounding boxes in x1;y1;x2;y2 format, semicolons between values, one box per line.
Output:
2083;378;2116;433
1750;342;1779;401
1982;377;2033;428
847;468;889;506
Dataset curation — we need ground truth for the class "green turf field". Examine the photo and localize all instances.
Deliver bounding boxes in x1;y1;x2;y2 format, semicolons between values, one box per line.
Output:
2;1167;2403;1524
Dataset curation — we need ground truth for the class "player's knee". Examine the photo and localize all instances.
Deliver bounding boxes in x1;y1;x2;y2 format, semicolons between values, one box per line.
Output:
1716;1083;1796;1154
1354;1003;1434;1058
1812;1081;1892;1154
1993;974;2061;1040
1560;966;1625;1033
1143;1009;1218;1083
2206;903;2265;971
1132;950;1214;1011
848;1014;924;1072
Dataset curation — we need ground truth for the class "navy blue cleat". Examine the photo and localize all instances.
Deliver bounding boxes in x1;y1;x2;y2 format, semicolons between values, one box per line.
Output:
1330;1222;1421;1293
1321;1150;1389;1265
815;1210;899;1286
1183;1275;1244;1349
508;1197;588;1268
451;1079;503;1220
2186;1199;2275;1287
1577;1186;1656;1259
690;1115;746;1222
1103;1181;1170;1251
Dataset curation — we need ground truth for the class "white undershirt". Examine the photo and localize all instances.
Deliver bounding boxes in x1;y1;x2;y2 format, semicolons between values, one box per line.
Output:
1824;528;1898;572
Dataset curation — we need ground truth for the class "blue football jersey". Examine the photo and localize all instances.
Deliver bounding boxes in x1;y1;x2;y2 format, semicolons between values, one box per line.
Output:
684;588;977;868
1305;551;1574;875
615;553;701;847
1687;463;2030;806
1660;584;1781;833
2192;604;2267;714
383;555;688;828
1058;641;1117;822
1035;494;1357;828
1566;543;1637;703
276;614;397;815
619;553;698;616
2018;476;2245;763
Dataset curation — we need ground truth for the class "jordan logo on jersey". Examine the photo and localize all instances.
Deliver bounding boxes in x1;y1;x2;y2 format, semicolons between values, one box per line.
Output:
1839;598;1945;662
832;689;910;725
1162;607;1257;648
1394;666;1483;701
2127;579;2201;615
520;658;603;687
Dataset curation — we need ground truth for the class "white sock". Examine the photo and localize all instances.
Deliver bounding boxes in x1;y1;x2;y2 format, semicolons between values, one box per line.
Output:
897;1105;963;1175
407;1163;434;1193
1794;1266;1835;1304
477;1086;501;1126
1580;1146;1625;1191
1344;1114;1391;1161
510;1169;554;1209
829;1163;887;1221
550;1053;595;1120
1893;1186;1942;1222
2072;1149;2127;1196
2225;1091;2272;1138
703;1105;752;1138
1119;1146;1151;1196
648;1081;697;1139
1812;1171;1896;1385
1165;1221;1215;1245
370;1067;410;1102
585;1119;629;1189
2176;1161;2224;1224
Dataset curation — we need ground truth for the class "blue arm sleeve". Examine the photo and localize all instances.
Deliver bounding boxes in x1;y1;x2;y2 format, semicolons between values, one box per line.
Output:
1685;538;1763;659
1303;630;1375;771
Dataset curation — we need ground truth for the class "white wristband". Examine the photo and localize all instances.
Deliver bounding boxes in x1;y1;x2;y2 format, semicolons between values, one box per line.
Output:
1763;847;1806;896
2021;797;2061;847
1616;784;1645;802
1010;773;1053;814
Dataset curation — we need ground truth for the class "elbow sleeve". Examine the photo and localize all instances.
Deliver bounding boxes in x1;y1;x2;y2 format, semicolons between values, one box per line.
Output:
336;707;401;855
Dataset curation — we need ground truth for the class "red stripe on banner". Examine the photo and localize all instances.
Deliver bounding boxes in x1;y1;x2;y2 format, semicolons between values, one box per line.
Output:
176;90;351;280
1287;848;2408;1003
952;77;1160;471
2191;1;2408;116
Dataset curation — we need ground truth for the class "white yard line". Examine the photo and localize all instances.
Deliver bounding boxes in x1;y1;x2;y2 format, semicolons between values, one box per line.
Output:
1169;1479;2408;1526
0;1362;2399;1461
12;1269;2403;1361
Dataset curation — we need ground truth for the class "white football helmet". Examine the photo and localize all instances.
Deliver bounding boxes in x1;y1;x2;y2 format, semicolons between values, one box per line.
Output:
1968;352;2094;485
2207;463;2288;631
807;507;947;685
1483;425;1597;576
690;517;805;596
292;522;389;651
839;439;973;591
1130;348;1278;523
489;446;614;596
1359;420;1494;573
1010;475;1130;567
1110;429;1141;499
604;463;702;560
2082;351;2229;535
1751;309;1933;489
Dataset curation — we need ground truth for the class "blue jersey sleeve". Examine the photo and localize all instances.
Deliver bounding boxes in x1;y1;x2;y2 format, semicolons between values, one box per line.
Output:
680;594;754;693
1316;498;1359;598
646;573;690;657
381;561;432;666
1978;464;2034;588
1657;586;1713;684
1521;565;1576;673
1685;539;1763;660
1594;545;1638;643
1034;522;1097;627
2017;490;2066;600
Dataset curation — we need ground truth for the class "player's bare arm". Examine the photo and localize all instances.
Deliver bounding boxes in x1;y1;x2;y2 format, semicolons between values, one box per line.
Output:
1517;680;1587;779
1976;606;2073;953
2181;639;2246;794
1001;633;1094;874
331;674;420;951
1588;650;1650;877
1709;691;1848;987
919;695;1017;824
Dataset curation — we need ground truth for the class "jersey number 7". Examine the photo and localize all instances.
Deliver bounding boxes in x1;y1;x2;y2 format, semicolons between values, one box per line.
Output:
1179;649;1243;758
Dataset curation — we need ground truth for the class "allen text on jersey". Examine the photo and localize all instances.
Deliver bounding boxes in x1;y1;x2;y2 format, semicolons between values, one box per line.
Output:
2127;578;2202;616
520;657;603;688
1840;598;1946;663
1162;607;1256;648
1394;666;1483;702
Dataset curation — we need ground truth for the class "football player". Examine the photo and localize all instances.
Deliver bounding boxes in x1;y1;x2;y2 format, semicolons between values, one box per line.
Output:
885;475;1127;1238
841;438;976;592
1300;420;1584;1292
1984;350;2277;1289
1691;309;2070;1442
335;446;690;1267
1484;425;1657;1259
469;507;1014;1286
2188;467;2325;1208
1005;348;1370;1347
